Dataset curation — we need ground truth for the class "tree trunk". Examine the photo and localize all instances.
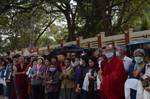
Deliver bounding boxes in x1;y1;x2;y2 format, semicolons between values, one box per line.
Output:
65;11;76;41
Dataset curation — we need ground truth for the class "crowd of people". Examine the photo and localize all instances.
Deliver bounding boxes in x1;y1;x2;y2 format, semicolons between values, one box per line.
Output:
0;45;150;99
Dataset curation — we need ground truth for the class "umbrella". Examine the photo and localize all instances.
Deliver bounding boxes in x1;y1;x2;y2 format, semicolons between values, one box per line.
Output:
48;44;84;57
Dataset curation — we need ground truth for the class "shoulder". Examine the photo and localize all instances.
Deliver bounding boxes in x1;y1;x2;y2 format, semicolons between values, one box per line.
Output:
124;56;132;62
113;57;124;65
32;65;36;69
129;63;135;70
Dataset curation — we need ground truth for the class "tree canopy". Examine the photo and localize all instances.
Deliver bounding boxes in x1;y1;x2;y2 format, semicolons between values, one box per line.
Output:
0;0;150;52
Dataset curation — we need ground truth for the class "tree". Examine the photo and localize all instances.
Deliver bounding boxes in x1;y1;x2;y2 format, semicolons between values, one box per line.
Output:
1;0;150;53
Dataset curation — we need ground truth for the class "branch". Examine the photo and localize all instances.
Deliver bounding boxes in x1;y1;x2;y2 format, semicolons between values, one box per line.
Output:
54;2;66;13
40;6;61;14
116;0;131;27
121;0;148;25
33;17;57;46
0;0;44;15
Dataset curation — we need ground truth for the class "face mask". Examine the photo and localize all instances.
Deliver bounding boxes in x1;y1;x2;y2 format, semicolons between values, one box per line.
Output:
49;67;56;72
104;52;114;59
116;51;120;57
134;57;144;64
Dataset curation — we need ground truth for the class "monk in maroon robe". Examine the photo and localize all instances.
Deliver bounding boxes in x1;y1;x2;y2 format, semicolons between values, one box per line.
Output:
100;45;127;99
13;55;28;99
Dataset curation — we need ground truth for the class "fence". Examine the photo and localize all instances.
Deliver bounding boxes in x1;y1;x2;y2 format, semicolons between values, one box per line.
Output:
9;28;150;56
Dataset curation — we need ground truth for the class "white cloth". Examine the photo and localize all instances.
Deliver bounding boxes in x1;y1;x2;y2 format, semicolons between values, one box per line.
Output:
123;56;132;72
143;64;150;99
26;67;32;78
82;69;97;91
0;78;6;86
82;72;90;91
143;90;150;99
125;79;144;99
142;65;150;79
97;75;101;90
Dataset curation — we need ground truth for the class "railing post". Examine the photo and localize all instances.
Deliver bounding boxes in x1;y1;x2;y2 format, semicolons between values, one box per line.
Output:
144;34;148;38
76;36;80;47
36;47;39;55
87;42;90;48
21;49;23;55
97;32;105;48
60;39;64;47
112;41;116;47
124;28;132;45
47;44;51;52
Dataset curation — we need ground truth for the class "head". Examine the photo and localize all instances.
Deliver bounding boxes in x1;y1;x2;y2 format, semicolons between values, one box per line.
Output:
50;57;57;64
37;57;44;65
93;49;101;59
57;54;65;62
66;53;71;59
13;58;17;65
71;53;76;60
45;59;50;66
73;57;80;66
64;58;71;67
80;55;88;66
6;58;13;64
116;46;126;58
18;55;24;64
102;45;115;59
32;59;37;67
134;49;145;64
0;58;5;67
88;57;97;68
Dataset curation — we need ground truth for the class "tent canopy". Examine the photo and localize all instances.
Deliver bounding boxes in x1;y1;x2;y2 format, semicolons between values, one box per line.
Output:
127;38;150;46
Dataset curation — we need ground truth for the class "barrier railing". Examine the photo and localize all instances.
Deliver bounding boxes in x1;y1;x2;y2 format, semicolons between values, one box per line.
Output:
9;29;150;56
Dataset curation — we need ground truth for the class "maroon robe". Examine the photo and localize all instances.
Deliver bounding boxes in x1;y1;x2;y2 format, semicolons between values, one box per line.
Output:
100;57;126;99
14;64;28;99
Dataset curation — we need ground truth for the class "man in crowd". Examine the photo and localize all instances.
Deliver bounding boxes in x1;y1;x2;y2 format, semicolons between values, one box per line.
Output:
116;46;132;73
100;45;127;99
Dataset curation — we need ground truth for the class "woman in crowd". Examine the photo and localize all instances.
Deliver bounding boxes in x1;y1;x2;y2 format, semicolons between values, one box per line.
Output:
142;56;150;99
0;58;6;97
45;59;60;99
4;58;13;99
59;58;76;99
81;57;98;99
30;57;46;99
50;56;61;72
26;57;37;99
126;49;147;99
74;57;82;99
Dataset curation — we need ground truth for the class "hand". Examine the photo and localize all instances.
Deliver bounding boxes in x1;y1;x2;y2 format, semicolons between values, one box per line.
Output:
36;74;42;79
100;69;102;74
62;70;67;77
145;87;150;92
21;71;26;74
88;75;95;80
139;73;144;77
46;80;53;84
75;86;81;93
6;79;10;82
100;76;103;83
